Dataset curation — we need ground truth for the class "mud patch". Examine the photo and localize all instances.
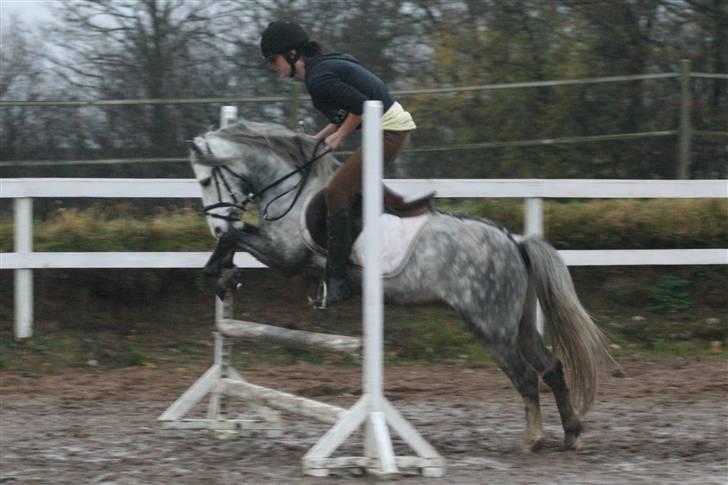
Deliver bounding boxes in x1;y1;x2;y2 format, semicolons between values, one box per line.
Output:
1;358;726;483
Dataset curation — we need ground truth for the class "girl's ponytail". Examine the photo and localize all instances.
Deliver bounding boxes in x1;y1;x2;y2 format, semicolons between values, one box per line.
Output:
301;40;323;58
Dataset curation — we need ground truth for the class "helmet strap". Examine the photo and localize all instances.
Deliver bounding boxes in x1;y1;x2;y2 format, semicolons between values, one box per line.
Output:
287;50;300;78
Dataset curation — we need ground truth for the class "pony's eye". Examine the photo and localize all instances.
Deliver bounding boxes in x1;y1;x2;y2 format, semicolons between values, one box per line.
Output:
199;177;212;187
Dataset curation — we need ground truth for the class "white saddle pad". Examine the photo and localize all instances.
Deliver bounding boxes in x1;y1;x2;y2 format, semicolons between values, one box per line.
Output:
350;213;431;276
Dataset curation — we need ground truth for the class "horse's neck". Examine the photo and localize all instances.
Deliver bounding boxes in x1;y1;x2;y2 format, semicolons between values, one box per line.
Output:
252;146;334;199
240;154;309;225
242;150;336;269
248;160;320;268
257;176;324;222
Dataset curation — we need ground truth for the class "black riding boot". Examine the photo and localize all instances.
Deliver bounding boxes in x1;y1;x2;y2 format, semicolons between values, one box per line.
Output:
315;208;354;308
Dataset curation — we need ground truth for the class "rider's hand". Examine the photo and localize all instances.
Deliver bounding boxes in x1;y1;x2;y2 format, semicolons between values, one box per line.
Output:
324;132;344;151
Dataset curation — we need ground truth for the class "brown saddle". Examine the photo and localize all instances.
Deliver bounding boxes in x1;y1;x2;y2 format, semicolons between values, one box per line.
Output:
304;185;435;250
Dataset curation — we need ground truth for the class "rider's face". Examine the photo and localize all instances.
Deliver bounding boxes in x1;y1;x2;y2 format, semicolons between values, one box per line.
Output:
267;54;291;78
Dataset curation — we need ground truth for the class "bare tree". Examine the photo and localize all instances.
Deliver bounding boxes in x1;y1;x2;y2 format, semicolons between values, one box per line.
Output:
1;17;47;161
0;16;42;99
47;0;240;153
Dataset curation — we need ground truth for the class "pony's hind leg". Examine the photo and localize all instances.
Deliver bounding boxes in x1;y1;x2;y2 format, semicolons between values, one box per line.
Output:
542;359;582;450
518;294;583;450
486;343;546;452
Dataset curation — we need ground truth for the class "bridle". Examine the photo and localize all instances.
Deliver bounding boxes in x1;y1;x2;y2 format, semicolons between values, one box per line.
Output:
193;138;330;223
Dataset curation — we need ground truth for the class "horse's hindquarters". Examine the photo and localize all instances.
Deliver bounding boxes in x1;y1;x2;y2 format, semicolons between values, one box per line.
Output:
381;215;529;318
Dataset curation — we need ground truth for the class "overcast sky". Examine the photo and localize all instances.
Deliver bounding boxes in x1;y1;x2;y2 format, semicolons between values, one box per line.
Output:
1;0;55;23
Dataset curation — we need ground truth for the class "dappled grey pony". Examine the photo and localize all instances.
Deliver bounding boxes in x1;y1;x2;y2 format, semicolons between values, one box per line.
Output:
190;119;614;452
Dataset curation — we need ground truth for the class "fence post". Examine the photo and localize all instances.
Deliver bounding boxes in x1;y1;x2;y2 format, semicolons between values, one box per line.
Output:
678;59;692;179
524;198;544;335
14;198;33;339
220;105;238;129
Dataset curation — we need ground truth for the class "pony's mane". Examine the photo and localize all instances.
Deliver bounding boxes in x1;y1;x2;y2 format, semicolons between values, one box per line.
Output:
213;119;339;178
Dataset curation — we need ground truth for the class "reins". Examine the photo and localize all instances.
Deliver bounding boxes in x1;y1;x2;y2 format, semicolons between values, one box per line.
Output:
201;138;330;223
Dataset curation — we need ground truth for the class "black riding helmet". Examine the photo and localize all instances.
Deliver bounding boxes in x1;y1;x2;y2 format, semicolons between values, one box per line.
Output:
260;21;309;77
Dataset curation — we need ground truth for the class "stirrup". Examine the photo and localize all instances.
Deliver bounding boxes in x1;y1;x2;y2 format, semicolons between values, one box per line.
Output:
310;280;328;310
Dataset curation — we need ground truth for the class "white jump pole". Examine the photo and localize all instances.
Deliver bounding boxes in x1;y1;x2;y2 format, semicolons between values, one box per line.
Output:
214;106;239;323
362;101;384;410
360;101;392;471
302;101;445;477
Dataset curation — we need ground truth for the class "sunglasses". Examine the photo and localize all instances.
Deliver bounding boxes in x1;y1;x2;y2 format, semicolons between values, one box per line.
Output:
261;54;279;66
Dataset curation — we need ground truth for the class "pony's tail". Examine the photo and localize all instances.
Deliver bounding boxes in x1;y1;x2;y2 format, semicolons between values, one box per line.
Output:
521;236;616;415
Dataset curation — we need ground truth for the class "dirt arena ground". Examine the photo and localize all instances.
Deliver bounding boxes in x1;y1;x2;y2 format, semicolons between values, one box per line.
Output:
1;355;726;484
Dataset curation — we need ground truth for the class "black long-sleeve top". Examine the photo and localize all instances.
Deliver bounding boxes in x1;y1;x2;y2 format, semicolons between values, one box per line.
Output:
304;53;395;125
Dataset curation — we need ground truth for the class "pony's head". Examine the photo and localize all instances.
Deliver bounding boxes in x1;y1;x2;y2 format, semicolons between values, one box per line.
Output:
190;130;250;238
190;119;338;238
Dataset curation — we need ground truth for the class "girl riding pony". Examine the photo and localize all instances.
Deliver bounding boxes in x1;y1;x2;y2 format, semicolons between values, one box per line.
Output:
260;21;416;307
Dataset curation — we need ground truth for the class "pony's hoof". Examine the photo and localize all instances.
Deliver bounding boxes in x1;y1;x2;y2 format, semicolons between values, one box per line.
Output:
213;267;242;299
563;433;582;451
563;421;583;451
523;437;546;453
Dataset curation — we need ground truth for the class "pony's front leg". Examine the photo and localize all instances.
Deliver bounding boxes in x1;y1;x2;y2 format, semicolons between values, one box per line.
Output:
203;228;240;277
202;229;244;299
205;224;304;277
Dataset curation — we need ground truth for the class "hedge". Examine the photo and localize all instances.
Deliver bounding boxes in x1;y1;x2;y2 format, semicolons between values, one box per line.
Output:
0;199;725;252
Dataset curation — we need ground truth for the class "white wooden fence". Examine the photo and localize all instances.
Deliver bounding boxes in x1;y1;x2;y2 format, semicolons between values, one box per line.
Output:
2;177;726;339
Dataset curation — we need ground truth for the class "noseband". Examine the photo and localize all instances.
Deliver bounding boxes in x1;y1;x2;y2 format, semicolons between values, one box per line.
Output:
194;138;330;223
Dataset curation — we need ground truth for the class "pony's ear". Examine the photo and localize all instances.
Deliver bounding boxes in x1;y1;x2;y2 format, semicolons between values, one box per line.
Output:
188;140;231;167
189;140;205;160
189;140;222;167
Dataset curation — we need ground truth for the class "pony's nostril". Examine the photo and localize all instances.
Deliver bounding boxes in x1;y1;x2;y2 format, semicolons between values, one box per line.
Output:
214;226;223;236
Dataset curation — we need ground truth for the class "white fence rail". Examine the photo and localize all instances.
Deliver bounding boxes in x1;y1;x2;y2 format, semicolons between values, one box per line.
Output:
2;177;727;339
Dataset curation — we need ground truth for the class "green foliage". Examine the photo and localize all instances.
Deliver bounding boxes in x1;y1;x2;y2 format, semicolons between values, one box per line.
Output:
1;199;725;254
385;306;492;365
0;204;213;253
0;198;725;372
649;276;693;313
435;198;728;249
0;335;90;371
